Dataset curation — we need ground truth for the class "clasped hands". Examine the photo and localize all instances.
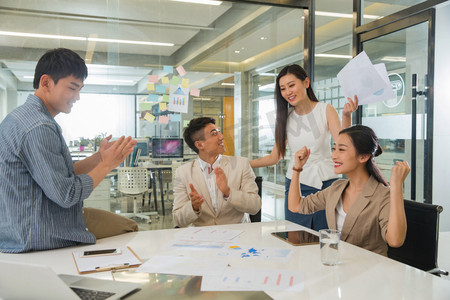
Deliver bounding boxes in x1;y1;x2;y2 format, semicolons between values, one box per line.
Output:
189;167;230;212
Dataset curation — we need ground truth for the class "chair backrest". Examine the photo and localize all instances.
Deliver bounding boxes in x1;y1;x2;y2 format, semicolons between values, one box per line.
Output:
387;199;443;271
117;167;149;195
250;176;262;223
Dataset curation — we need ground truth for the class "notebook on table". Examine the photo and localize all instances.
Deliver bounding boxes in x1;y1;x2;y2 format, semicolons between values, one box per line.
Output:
0;260;141;300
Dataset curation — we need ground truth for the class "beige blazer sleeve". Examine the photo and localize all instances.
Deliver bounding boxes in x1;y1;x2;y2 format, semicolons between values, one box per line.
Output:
172;161;200;228
224;156;260;215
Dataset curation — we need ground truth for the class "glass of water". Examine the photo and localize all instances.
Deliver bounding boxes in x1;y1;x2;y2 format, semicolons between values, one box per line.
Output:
319;229;341;266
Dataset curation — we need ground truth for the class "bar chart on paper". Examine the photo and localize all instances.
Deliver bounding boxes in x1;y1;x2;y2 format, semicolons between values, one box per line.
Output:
201;268;305;292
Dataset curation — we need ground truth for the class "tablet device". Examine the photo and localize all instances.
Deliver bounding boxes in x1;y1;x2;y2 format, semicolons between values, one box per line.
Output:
271;230;319;246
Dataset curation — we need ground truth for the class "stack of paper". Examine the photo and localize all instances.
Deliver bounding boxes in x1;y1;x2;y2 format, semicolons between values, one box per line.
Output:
337;51;395;105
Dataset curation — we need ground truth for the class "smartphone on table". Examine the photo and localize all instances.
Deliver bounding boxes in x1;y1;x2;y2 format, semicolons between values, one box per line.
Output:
271;230;319;246
81;248;122;257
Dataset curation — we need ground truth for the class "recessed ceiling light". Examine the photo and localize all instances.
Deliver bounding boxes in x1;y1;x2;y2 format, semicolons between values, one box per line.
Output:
171;0;222;5
221;83;235;86
315;53;352;59
380;56;406;62
260;36;268;40
234;50;240;54
315;11;381;19
0;31;174;47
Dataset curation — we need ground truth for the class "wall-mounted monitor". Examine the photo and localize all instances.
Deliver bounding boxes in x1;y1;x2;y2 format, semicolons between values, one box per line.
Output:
152;138;183;159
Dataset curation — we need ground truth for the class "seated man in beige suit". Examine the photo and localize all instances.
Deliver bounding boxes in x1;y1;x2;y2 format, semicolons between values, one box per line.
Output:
173;117;261;227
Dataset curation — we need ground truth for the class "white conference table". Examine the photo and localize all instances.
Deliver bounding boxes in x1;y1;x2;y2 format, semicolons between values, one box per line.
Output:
1;220;450;299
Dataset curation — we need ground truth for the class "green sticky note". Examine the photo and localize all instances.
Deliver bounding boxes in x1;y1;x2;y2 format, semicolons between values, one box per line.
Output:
140;102;153;111
171;76;180;86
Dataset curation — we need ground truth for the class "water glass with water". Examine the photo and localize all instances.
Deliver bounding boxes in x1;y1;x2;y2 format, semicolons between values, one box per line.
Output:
319;229;341;266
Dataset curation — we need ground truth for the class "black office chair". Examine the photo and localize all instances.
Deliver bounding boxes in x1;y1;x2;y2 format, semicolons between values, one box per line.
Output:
250;176;262;223
387;199;448;276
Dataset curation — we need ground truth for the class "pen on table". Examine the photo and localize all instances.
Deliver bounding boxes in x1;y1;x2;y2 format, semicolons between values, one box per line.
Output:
95;263;130;272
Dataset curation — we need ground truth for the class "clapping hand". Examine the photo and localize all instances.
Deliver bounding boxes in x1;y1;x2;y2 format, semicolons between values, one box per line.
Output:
214;167;230;197
189;184;205;212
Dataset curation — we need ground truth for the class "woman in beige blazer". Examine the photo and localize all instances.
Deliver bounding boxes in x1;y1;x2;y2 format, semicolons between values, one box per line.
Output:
288;125;410;256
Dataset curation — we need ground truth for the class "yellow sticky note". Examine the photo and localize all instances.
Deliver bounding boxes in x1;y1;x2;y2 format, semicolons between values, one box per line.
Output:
181;78;190;89
144;112;155;123
162;94;169;103
159;102;167;111
161;77;169;84
147;83;155;91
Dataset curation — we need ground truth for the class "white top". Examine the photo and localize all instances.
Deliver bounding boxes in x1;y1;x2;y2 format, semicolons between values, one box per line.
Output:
335;197;347;232
286;102;337;188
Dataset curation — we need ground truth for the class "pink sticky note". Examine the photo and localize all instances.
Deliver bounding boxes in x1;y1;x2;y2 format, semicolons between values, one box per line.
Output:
148;75;159;83
159;115;169;124
190;88;200;97
176;65;187;77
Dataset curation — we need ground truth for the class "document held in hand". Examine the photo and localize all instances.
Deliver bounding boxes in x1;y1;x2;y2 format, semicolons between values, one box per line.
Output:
337;51;396;105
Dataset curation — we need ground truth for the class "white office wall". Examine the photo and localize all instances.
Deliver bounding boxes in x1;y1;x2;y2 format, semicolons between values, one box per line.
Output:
433;2;450;231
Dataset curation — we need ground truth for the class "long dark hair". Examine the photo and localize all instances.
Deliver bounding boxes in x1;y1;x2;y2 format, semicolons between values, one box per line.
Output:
274;64;319;158
339;125;388;186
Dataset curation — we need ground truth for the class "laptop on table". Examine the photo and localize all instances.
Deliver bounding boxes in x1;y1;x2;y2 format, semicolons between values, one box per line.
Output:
0;260;141;300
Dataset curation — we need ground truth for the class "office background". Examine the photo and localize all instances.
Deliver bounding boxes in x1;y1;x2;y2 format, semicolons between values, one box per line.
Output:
1;0;450;230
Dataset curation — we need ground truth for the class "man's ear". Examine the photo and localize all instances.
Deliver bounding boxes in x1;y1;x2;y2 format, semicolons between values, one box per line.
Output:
39;74;51;89
194;140;203;151
359;154;371;164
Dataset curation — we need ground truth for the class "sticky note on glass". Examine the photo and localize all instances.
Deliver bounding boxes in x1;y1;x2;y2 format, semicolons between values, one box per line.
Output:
183;120;190;128
161;77;169;84
156;85;166;94
181;78;190;88
140;102;153;111
144;113;155;123
147;83;155;91
164;66;173;74
159;102;167;111
171;114;181;122
162;94;169;103
159;115;169;124
148;94;159;102
176;65;187;77
149;75;159;83
190;88;200;97
171;76;180;86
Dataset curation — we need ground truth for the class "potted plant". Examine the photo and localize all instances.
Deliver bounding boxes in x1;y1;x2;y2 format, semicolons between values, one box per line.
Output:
79;137;88;151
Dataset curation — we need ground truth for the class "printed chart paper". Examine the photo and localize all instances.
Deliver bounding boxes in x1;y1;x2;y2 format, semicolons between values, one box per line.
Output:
201;268;305;292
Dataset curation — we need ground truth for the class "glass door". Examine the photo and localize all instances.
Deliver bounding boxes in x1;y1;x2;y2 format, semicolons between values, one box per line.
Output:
359;15;433;203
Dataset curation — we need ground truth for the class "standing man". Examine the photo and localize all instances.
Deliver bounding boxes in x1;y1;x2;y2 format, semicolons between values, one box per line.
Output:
173;117;261;227
0;48;138;253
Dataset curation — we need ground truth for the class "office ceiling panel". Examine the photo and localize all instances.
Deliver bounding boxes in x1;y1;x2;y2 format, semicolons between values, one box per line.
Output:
0;0;405;93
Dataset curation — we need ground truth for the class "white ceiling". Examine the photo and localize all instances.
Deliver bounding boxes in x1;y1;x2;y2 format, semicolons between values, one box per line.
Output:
0;0;414;94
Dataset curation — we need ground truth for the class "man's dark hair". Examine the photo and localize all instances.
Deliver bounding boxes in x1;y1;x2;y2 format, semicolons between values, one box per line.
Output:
33;48;88;89
183;117;216;154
